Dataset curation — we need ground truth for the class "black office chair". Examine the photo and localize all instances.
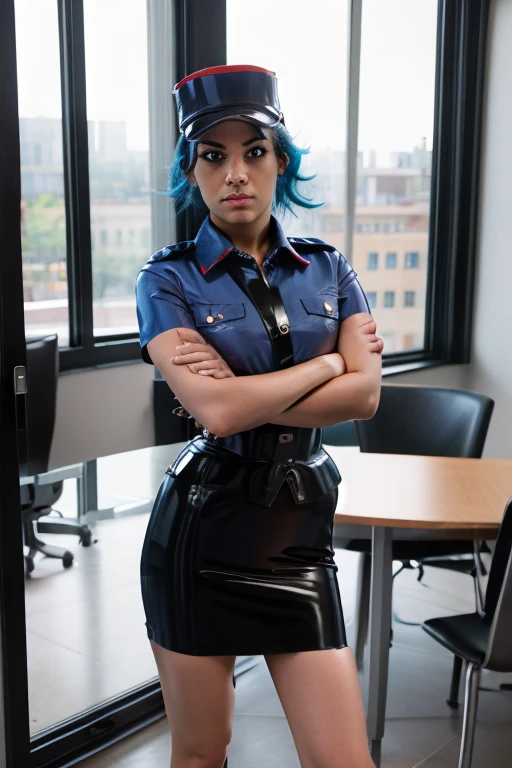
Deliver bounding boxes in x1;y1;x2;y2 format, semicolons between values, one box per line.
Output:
321;420;359;447
328;384;494;667
423;496;512;768
20;334;93;575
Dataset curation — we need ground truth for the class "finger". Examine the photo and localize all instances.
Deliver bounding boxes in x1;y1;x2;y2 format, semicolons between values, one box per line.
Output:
176;328;207;345
176;351;217;364
189;359;222;373
175;342;218;355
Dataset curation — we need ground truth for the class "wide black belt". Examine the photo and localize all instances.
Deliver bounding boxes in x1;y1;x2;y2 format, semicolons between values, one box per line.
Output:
202;423;323;462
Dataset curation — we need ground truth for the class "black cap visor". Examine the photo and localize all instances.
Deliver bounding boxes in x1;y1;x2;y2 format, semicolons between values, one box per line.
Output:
183;105;282;141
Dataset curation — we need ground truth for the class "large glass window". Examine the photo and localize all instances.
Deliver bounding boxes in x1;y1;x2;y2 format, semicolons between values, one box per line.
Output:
83;0;151;338
16;0;70;346
355;0;437;353
227;0;348;239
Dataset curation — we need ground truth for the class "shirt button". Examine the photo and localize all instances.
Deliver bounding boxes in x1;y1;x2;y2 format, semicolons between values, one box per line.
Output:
206;315;215;323
324;301;334;314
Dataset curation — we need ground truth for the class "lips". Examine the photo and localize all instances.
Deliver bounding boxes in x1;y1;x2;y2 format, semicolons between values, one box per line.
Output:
222;193;253;208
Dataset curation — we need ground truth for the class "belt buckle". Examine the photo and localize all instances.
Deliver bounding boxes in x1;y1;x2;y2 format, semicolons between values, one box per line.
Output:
278;433;294;444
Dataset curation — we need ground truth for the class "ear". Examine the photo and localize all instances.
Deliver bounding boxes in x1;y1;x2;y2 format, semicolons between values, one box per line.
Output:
186;170;197;187
277;153;289;176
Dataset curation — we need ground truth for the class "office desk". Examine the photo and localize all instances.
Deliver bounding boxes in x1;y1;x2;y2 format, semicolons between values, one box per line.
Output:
326;446;512;766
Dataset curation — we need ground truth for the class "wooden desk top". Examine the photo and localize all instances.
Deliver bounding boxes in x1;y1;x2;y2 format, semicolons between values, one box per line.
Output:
328;446;512;530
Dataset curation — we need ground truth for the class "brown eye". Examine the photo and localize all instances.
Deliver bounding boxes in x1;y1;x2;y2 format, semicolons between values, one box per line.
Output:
199;150;225;163
246;146;268;159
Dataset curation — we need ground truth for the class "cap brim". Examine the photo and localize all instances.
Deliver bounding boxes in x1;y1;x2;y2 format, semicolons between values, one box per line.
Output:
183;107;281;141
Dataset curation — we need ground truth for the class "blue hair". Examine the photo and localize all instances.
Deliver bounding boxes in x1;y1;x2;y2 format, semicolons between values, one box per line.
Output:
166;123;323;219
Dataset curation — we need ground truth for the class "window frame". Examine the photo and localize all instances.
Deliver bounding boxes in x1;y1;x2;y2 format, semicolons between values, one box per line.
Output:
35;0;488;373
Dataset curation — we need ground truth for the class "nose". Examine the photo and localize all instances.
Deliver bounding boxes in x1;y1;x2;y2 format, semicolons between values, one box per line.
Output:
225;159;248;186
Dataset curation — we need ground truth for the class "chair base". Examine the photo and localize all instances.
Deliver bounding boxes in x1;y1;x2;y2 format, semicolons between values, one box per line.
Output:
23;514;94;575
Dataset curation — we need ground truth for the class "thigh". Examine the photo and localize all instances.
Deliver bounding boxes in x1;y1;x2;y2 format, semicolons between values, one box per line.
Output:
264;647;373;768
151;640;237;760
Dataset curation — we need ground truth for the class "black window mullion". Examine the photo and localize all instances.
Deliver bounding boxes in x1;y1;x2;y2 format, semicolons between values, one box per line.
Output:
58;0;94;355
425;0;490;364
174;0;227;242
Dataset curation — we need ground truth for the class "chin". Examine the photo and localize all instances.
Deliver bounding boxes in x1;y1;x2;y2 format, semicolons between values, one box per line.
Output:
214;207;262;225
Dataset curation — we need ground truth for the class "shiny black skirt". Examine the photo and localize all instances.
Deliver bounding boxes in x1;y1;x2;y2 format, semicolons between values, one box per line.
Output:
140;424;347;656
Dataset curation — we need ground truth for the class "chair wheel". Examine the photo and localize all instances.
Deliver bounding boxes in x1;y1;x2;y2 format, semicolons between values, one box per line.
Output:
25;556;35;576
62;552;74;568
79;529;93;547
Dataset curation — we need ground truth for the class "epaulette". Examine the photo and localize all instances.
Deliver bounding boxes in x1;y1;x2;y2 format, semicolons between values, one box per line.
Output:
147;240;196;263
287;237;337;252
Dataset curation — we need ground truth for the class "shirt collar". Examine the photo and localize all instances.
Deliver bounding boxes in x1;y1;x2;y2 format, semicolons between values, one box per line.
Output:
194;215;311;275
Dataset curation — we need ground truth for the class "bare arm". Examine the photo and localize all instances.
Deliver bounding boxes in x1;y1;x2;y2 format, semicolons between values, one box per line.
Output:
268;313;382;427
147;327;344;437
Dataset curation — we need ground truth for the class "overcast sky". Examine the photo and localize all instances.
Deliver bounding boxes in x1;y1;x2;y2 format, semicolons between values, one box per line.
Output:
15;0;437;164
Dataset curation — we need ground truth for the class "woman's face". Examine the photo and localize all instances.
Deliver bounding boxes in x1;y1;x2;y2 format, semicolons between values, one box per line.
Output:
188;120;286;229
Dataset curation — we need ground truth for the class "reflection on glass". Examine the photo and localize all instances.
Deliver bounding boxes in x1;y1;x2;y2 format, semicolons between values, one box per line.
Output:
353;0;437;353
83;0;151;338
227;0;348;238
15;0;70;346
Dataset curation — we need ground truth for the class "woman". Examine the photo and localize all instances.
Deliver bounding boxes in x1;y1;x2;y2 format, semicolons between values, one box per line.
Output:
136;64;382;768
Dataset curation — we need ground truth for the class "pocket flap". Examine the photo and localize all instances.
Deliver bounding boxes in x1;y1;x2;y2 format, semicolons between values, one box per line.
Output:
193;302;246;327
300;294;339;319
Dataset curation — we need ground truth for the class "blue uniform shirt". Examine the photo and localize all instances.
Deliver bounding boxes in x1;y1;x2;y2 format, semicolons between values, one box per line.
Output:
136;214;370;372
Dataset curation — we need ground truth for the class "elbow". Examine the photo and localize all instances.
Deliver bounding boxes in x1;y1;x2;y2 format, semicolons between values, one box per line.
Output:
203;408;236;439
358;391;380;420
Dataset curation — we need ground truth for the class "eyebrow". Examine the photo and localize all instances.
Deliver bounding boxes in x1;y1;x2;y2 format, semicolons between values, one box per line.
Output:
198;136;269;149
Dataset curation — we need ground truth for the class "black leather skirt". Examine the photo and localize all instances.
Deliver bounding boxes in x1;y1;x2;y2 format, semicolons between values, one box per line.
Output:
140;423;347;656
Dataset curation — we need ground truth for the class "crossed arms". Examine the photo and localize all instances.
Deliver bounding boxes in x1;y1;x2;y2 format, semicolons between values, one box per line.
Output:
146;312;383;437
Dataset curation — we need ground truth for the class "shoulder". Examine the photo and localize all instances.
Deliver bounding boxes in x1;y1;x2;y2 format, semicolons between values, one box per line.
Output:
146;240;196;264
287;236;338;254
136;241;196;297
136;240;196;281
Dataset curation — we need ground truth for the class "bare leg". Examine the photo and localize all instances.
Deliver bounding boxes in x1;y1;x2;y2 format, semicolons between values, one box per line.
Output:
151;640;237;768
265;647;374;768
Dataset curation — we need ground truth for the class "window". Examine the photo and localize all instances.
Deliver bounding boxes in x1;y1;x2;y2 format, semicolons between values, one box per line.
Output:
404;291;416;307
386;252;397;269
355;0;436;354
16;0;70;343
368;252;378;270
367;291;377;309
405;251;419;268
227;0;348;241
84;0;152;335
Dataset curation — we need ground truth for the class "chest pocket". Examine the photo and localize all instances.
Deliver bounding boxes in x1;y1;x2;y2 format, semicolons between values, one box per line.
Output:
300;293;339;320
191;302;246;332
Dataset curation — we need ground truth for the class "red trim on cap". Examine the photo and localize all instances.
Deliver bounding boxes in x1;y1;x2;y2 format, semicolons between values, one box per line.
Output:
175;65;276;91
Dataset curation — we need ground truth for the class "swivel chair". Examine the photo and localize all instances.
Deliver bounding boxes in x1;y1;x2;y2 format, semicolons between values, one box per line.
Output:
20;334;93;575
423;495;512;768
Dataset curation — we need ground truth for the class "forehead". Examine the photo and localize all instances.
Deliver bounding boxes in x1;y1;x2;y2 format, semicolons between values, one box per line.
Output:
198;120;271;145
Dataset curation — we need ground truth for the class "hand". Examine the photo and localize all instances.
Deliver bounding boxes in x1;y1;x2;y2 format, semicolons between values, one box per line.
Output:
362;319;384;354
171;327;235;379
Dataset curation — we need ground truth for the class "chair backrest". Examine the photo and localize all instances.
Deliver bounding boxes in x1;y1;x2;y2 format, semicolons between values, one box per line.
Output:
484;496;512;671
355;384;494;458
322;421;359;447
22;334;59;476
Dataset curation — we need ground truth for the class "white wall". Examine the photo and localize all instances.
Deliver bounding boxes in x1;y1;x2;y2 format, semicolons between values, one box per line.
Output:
49;0;512;467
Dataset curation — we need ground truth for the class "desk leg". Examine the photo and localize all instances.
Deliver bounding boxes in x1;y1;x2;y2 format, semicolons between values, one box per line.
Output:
367;526;393;767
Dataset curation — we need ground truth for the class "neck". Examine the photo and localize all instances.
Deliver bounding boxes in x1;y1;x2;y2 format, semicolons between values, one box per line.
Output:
209;209;273;266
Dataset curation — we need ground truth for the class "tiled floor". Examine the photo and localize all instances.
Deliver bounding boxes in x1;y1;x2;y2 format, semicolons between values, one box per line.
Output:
23;448;512;766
